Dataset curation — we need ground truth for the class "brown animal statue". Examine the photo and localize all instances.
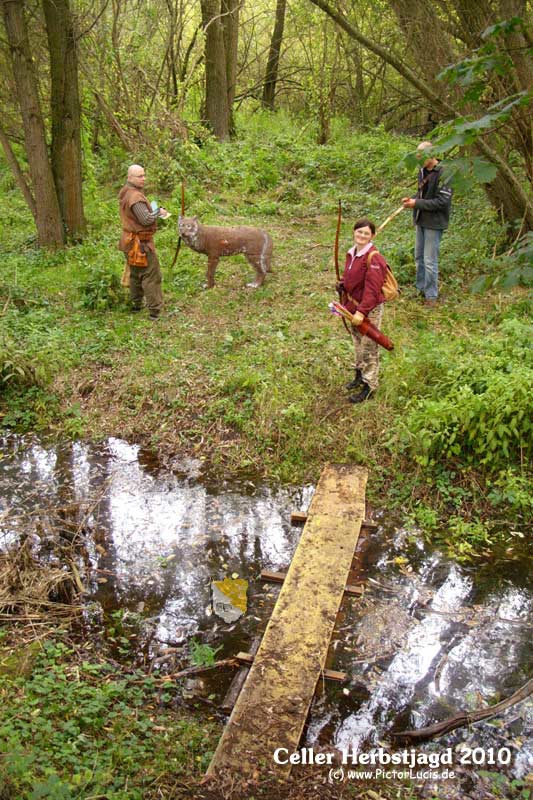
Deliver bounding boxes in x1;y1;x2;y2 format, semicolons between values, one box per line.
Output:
178;216;273;289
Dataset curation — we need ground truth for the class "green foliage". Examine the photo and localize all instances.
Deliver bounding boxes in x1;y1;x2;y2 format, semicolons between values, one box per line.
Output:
78;264;125;311
487;469;533;514
471;232;533;293
1;387;61;431
438;17;528;98
408;505;493;562
0;638;217;799
0;336;43;392
189;639;222;667
391;319;532;472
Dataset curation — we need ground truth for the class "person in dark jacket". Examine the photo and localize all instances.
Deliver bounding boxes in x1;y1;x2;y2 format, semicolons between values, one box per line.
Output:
337;218;388;403
402;141;452;307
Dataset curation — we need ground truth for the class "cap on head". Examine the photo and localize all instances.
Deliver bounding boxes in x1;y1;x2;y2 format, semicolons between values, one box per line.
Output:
417;141;433;153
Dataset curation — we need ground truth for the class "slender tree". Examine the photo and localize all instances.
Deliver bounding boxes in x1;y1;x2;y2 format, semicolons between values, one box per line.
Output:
222;0;240;128
262;0;287;110
43;0;86;239
1;0;64;246
200;0;230;140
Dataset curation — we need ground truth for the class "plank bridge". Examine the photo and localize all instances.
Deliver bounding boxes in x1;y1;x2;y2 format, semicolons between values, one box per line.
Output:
207;463;368;780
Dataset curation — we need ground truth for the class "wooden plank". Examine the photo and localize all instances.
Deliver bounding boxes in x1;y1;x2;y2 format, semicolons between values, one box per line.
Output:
206;463;367;780
361;521;378;533
221;637;261;712
260;569;365;596
290;511;308;525
260;569;287;583
235;652;347;682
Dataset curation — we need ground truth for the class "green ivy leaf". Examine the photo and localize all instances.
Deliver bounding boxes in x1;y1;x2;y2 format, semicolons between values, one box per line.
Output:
472;158;498;183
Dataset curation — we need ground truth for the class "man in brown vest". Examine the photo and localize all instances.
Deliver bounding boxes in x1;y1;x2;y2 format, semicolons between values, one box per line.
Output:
118;164;167;319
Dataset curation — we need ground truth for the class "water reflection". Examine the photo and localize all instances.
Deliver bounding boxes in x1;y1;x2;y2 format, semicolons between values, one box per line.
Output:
0;435;312;650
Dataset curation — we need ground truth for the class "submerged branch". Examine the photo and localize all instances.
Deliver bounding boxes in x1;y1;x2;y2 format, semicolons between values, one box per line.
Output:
392;678;533;743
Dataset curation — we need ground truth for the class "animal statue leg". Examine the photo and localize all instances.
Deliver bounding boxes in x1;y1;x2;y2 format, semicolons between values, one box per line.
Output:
206;256;220;289
245;233;272;287
245;253;266;288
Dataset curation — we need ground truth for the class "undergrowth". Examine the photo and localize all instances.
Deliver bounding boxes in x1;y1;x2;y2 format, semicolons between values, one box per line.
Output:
0;637;217;799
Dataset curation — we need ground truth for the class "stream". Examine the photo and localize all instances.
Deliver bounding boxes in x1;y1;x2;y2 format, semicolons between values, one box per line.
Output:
1;435;531;797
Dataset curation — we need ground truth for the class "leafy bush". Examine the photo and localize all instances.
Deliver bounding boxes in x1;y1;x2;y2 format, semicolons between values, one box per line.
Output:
79;265;125;311
0;337;43;392
0;638;217;798
1;386;60;430
392;318;532;471
487;468;533;514
471;231;533;293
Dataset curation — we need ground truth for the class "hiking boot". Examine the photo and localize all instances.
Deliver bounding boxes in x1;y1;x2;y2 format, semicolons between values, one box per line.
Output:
424;298;438;308
346;368;363;390
348;382;372;404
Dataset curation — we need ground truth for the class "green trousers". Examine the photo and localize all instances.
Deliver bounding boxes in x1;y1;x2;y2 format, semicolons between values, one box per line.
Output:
129;251;163;317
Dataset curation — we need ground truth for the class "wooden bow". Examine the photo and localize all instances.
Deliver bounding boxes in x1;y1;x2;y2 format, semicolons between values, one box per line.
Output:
170;180;185;270
334;199;351;335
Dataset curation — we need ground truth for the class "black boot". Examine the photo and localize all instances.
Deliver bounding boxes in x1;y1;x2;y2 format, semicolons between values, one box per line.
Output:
346;368;363;390
348;382;372;404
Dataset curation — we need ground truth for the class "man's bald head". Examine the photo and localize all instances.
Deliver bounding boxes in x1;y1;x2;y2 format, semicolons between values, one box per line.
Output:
128;164;146;188
416;141;438;169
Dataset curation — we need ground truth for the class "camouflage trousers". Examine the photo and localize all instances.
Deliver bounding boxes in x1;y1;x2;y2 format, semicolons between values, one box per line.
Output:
350;303;384;391
129;250;163;317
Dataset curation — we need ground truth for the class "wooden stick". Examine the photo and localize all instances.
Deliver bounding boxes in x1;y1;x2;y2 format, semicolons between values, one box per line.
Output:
290;511;308;525
170;657;238;680
260;570;365;596
376;204;404;234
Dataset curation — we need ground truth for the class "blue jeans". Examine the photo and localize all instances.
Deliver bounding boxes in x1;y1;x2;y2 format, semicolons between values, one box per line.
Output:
415;226;443;300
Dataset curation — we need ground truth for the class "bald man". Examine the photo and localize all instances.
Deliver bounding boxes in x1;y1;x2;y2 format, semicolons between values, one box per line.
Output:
118;165;168;319
402;142;453;307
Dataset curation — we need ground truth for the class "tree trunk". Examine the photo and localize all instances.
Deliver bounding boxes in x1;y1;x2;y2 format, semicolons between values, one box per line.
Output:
42;0;86;239
484;169;532;232
262;0;287;110
200;0;230;141
222;0;239;135
1;0;64;247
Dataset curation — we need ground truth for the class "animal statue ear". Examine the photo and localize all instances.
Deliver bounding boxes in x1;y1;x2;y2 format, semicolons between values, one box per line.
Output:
193;216;198;222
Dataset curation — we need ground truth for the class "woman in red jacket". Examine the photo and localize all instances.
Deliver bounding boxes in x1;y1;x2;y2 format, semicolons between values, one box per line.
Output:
338;218;387;403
